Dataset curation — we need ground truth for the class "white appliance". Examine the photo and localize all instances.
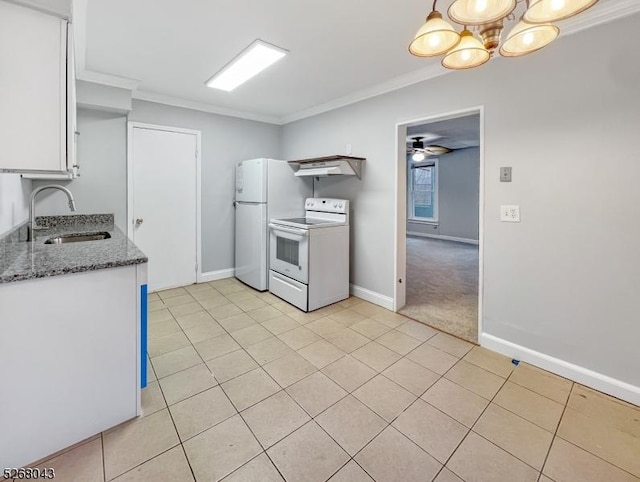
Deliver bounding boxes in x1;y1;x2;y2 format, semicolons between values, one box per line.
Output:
235;158;312;291
269;198;350;312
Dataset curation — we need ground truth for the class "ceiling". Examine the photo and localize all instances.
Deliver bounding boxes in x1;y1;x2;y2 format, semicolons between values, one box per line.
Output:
407;113;480;152
77;0;626;123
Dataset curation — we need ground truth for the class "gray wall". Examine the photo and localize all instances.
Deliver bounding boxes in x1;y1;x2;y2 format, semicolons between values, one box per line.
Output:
281;14;640;387
408;147;480;241
34;100;281;274
128;100;281;273
3;12;639;391
0;174;30;236
35;109;128;229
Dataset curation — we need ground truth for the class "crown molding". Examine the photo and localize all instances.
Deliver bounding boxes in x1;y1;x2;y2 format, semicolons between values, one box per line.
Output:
71;0;640;127
280;62;447;125
77;70;141;91
560;0;640;35
280;0;640;125
5;0;70;19
132;90;282;125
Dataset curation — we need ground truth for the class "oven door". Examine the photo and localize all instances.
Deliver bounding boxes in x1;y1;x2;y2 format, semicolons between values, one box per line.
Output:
269;223;309;284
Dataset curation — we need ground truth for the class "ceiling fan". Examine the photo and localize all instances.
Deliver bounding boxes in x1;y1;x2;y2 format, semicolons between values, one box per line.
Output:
407;137;451;162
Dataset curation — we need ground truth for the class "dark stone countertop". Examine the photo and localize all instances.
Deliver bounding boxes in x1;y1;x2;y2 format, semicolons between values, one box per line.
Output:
0;214;148;284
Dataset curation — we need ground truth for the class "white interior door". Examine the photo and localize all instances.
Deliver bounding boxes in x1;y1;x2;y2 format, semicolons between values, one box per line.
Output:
130;125;198;291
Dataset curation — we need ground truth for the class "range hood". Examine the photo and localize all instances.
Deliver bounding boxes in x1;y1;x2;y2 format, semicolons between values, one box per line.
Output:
288;155;365;179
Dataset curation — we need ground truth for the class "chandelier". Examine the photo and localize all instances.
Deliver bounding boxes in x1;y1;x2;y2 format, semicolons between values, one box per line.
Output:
409;0;599;70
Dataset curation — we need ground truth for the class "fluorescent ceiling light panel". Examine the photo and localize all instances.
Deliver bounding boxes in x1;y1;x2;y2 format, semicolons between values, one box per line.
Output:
206;40;288;91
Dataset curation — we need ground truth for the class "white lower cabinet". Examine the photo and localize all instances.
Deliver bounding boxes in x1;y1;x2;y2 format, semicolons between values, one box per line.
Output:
0;264;146;468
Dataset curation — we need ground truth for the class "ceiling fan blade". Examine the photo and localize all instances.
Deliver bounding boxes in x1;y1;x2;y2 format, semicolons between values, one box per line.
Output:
424;145;451;155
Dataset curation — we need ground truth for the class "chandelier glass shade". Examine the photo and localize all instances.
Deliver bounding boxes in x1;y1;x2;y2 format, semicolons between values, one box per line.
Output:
409;11;461;57
442;29;490;69
524;0;599;24
500;20;559;57
448;0;517;26
409;0;598;70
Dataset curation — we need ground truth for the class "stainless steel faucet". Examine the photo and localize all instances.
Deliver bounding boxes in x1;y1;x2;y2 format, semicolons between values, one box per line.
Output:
28;185;77;241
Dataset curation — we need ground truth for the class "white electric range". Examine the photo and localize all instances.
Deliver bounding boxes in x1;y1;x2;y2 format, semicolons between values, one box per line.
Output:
268;198;350;312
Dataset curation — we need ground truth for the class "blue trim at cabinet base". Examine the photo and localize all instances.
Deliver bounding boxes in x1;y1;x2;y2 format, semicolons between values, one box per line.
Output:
141;284;148;389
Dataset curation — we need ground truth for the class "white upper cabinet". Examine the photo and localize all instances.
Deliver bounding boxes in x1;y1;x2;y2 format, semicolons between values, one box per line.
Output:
0;1;76;175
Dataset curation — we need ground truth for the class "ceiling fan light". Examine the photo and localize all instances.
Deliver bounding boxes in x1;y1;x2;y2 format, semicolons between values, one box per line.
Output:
412;152;426;162
448;0;517;26
524;0;598;24
409;11;461;57
442;30;490;70
500;21;559;57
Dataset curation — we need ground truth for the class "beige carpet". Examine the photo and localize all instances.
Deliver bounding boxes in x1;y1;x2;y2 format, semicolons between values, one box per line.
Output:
400;236;479;343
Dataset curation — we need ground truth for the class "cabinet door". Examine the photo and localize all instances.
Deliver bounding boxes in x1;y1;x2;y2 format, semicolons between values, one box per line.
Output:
67;22;78;176
0;2;66;172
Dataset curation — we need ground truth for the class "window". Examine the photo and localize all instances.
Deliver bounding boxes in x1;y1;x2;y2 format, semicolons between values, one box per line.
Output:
409;161;437;222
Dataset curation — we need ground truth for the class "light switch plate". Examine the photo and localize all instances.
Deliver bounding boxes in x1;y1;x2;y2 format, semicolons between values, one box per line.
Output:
500;167;512;182
500;205;520;222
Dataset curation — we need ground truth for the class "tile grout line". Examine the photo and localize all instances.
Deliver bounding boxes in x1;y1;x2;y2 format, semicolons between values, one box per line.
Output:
106;446;182;481
311;335;463;481
535;381;575;482
149;283;640;482
464;360;561;478
148;314;468;482
261;322;471;480
157;287;442;480
130;341;189;481
155;285;558;481
541;383;640;481
489;381;567;433
206;301;398;480
370;348;468;481
100;433;106;482
150;285;473;473
153;288;230;480
432;365;513;481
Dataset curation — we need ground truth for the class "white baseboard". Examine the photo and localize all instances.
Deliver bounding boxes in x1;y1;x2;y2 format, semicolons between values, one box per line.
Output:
198;269;235;283
480;333;640;406
350;284;394;311
407;232;479;245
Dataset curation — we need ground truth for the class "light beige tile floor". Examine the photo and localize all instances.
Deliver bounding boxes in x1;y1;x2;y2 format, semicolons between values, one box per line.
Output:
32;278;640;482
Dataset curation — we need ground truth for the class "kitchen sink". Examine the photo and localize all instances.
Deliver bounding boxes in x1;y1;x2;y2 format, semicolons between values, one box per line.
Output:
44;232;111;244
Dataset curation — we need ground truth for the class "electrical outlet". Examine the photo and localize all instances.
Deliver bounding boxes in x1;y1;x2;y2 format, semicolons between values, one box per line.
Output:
500;167;512;182
500;205;520;222
345;144;352;155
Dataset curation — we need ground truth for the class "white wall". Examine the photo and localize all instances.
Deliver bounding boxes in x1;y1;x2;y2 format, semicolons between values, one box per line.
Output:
281;14;640;394
34;109;128;229
408;147;480;241
128;100;281;274
0;174;31;236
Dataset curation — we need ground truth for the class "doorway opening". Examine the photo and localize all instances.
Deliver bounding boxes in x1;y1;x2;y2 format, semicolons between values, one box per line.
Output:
394;108;483;343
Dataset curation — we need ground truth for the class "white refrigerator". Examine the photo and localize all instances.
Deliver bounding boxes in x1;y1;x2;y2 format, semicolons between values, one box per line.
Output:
235;158;312;291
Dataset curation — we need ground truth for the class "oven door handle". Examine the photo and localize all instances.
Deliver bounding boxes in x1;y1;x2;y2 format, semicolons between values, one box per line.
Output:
268;224;309;237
